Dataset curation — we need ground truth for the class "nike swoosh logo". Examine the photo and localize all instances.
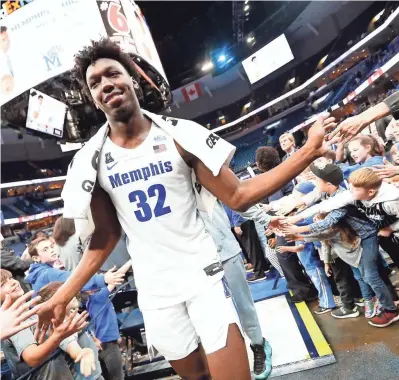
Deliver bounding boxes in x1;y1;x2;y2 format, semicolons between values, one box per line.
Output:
107;161;119;170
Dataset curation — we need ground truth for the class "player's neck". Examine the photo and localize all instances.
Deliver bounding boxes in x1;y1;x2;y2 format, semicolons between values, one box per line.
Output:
108;113;151;148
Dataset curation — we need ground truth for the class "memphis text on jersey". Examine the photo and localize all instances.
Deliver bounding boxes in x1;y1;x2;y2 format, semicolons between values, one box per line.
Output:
108;160;173;189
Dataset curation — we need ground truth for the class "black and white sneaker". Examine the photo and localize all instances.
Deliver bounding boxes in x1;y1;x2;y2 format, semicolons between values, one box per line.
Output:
247;274;266;283
314;306;333;315
250;339;272;379
331;306;360;319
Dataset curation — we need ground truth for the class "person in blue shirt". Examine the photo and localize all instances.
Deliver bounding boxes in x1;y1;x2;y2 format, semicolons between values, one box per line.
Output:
85;261;131;380
343;135;385;179
25;237;125;293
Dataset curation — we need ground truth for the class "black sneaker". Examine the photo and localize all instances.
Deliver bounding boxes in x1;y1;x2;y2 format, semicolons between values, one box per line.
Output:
291;294;318;304
250;339;272;379
248;274;266;283
314;306;333;315
331;306;360;319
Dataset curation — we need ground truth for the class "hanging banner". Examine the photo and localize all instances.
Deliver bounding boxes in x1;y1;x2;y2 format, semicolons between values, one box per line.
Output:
96;0;168;84
0;0;106;106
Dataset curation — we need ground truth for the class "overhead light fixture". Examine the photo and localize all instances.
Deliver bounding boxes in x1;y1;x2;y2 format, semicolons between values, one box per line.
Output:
201;61;213;71
218;115;225;120
218;54;226;62
266;121;281;130
245;12;249;16
288;77;295;84
245;0;249;4
244;102;251;109
247;36;255;43
244;4;249;11
372;9;385;23
319;54;328;65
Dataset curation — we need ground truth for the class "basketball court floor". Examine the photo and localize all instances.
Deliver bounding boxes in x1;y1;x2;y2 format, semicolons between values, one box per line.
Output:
130;276;336;379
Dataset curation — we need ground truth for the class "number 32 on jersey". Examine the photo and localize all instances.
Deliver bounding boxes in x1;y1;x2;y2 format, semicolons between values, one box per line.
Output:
129;184;171;222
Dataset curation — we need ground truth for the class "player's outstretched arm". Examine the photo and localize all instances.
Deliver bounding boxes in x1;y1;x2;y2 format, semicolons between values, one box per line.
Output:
37;186;121;327
190;114;336;212
328;98;394;143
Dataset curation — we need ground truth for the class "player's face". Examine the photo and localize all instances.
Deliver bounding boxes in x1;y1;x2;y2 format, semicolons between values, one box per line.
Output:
0;31;10;53
86;58;139;122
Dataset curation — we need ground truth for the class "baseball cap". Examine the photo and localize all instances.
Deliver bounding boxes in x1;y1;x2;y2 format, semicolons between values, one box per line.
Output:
310;163;343;186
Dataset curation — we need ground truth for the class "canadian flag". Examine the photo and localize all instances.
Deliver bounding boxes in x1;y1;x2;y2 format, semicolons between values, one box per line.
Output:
181;83;202;102
367;68;384;85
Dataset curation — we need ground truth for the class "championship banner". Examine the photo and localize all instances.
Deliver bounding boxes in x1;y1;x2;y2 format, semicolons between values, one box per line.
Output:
0;0;106;106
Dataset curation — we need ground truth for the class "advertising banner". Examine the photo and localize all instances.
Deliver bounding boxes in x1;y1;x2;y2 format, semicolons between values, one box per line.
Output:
26;88;66;138
0;0;106;105
242;34;294;84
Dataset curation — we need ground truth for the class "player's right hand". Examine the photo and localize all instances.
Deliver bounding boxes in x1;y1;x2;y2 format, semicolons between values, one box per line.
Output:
35;299;67;341
52;310;89;340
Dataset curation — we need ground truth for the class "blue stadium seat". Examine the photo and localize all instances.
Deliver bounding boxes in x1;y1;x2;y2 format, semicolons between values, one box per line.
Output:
0;205;19;219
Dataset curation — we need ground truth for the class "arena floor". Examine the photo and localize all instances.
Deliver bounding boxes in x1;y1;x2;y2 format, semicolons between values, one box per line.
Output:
278;273;399;380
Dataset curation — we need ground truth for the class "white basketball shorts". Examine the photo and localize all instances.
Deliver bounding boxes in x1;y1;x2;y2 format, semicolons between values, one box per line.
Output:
142;278;241;361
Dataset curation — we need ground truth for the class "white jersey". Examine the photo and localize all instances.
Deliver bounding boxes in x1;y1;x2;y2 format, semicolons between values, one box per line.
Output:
98;123;223;310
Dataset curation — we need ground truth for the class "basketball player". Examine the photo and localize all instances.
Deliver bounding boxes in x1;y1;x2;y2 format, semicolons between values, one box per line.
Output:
37;39;334;380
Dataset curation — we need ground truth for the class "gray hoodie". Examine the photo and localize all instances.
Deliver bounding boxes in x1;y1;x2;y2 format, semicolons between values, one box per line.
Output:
302;230;362;267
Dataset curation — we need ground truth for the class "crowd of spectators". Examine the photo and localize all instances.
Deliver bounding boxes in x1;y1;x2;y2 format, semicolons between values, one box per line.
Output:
1;226;132;380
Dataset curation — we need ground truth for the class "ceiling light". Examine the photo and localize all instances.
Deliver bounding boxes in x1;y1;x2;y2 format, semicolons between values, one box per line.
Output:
288;77;295;84
244;4;249;11
218;115;225;120
245;12;249;16
266;121;281;130
201;61;213;71
318;55;328;66
244;102;251;109
245;0;249;4
247;36;255;43
218;55;226;62
372;9;385;23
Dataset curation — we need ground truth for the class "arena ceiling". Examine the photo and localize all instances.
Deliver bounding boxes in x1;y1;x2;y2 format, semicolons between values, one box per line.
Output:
137;1;309;89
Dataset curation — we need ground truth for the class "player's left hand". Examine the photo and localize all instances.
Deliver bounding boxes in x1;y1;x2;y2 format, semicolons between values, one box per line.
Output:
306;113;337;155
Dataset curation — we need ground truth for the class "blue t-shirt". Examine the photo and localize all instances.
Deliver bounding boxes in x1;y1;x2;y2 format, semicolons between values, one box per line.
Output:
343;155;385;179
86;288;120;343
